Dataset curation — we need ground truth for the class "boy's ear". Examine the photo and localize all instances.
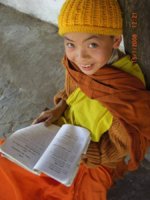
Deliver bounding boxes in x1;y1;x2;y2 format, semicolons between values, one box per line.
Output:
113;35;122;49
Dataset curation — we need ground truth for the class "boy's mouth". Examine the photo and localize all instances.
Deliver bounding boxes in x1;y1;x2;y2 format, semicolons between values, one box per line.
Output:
80;64;94;71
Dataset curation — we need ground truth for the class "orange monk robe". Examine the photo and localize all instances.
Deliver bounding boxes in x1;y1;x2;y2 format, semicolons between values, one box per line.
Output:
0;146;112;200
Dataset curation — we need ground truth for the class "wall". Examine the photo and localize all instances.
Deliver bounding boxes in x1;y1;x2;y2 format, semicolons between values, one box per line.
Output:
0;0;125;52
0;0;65;25
118;0;150;88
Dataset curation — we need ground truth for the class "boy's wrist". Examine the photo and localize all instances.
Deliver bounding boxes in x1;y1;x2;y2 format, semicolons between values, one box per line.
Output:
54;89;68;105
55;99;67;113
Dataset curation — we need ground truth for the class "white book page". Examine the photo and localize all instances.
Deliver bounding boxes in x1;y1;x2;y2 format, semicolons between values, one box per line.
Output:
34;124;91;186
0;123;60;170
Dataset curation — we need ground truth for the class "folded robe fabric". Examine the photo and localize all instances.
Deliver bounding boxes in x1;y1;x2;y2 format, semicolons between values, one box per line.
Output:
63;56;150;170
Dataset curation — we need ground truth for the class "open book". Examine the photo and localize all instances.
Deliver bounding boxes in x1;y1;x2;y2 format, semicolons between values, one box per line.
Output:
0;123;91;186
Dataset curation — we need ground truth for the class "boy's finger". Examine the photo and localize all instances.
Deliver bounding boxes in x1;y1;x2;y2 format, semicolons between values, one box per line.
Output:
44;114;54;127
32;115;49;124
32;118;38;124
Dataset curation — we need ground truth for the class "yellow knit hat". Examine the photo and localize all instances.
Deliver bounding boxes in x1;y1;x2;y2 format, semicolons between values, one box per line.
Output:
58;0;122;36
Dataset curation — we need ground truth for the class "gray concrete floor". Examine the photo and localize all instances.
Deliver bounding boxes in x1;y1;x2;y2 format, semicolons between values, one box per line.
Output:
0;4;64;136
0;4;150;200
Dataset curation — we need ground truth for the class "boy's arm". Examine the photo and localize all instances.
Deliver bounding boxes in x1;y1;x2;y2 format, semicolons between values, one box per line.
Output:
32;69;72;126
32;89;68;126
53;88;68;105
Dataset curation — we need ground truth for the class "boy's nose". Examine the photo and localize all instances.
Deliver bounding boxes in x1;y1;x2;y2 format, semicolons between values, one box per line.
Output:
76;48;89;59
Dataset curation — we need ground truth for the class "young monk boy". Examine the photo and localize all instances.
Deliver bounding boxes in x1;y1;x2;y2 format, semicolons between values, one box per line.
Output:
0;0;150;200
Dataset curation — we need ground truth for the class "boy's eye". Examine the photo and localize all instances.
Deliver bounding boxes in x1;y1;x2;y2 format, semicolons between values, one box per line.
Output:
89;43;98;48
66;43;75;48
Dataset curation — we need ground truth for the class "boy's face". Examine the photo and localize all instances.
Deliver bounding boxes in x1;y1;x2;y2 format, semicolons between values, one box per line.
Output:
64;32;122;75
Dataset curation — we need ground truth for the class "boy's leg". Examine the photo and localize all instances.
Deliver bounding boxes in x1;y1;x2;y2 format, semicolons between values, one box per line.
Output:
73;164;113;200
0;151;113;200
0;152;74;200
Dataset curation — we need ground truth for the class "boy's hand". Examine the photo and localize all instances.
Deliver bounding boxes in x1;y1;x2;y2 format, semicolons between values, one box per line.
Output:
32;108;58;126
32;100;67;126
